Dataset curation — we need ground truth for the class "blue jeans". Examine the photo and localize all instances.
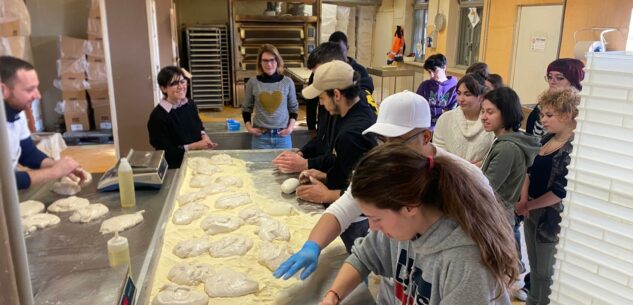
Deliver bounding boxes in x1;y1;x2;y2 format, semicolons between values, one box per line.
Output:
340;219;369;253
251;129;292;149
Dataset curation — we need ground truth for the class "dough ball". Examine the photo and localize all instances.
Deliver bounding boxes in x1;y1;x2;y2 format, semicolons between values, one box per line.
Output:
19;200;45;218
172;203;209;225
48;196;90;213
173;237;212;258
152;284;208;305
215;175;243;188
209;154;232;165
203;268;259;297
208;235;253;258
69;203;109;223
52;180;81;196
215;193;252;209
167;262;215;286
280;178;300;194
200;214;243;235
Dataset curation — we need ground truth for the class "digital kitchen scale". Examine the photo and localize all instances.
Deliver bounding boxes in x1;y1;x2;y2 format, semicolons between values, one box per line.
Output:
97;149;168;191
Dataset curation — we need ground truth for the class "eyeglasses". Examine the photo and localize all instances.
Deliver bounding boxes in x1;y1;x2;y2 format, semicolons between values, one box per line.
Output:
376;130;426;145
169;78;187;87
544;75;566;83
261;58;277;64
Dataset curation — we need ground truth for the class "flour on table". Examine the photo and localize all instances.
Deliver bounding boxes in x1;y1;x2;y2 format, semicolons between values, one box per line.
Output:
189;175;214;188
200;214;243;235
263;202;295;216
99;210;145;234
173;237;212;258
238;207;270;225
215;175;243;188
152;284;209;305
208;235;253;258
20;200;45;218
48;196;90;213
209;153;233;165
167;262;215;286
176;191;207;206
172;203;209;225
69;203;109;223
215;193;251;209
202;183;228;195
258;242;292;271
203;267;259;297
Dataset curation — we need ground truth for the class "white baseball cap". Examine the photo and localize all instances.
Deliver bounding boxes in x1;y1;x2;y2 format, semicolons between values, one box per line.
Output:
363;90;431;137
302;60;354;99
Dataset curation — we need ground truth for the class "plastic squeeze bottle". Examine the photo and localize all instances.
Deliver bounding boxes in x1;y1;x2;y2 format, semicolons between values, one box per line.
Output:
107;231;131;268
118;157;136;208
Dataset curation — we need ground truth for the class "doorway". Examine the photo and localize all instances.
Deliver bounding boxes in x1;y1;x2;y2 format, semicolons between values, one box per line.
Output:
510;4;564;104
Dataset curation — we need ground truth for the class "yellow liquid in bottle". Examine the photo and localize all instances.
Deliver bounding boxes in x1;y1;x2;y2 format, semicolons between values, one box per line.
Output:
119;168;136;208
108;246;131;267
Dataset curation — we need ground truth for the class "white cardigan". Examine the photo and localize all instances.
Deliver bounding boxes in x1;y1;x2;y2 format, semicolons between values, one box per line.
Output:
433;107;495;163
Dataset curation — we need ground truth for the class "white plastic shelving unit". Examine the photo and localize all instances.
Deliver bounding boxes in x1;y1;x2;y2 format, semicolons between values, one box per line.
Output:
550;52;633;305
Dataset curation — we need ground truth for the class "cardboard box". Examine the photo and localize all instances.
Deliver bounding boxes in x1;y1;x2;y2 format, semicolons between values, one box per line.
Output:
57;58;86;76
88;89;108;100
88;33;103;41
55;77;87;91
59;36;86;59
85;39;104;58
92;102;112;129
87;17;102;37
62;90;87;102
0;36;26;58
64;100;89;131
0;19;20;37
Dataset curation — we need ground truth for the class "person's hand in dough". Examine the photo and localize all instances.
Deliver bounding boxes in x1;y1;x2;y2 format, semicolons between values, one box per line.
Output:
296;178;335;204
299;169;326;183
52;157;81;180
273;240;320;280
273;152;307;174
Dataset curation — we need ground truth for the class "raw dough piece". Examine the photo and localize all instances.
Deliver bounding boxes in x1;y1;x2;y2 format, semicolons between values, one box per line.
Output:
258;242;292;271
99;210;145;234
280;178;300;194
19;200;45;218
152;284;209;305
53;179;81;196
176;191;207;206
208;235;253;257
238;207;269;225
257;218;291;241
69;203;109;223
263;202;295;216
210;154;232;165
215;175;243;188
167;262;215;286
200;214;243;235
187;157;222;175
202;183;228;195
215;193;251;209
173;237;212;258
172;203;209;225
22;213;60;234
204;268;259;297
79;169;93;187
189;175;214;188
48;196;90;213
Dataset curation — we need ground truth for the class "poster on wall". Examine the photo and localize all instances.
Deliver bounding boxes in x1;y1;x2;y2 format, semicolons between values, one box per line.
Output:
530;36;547;52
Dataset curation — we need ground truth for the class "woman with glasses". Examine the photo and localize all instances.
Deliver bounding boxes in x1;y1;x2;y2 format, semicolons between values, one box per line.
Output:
147;66;217;168
242;44;299;149
433;73;494;166
516;89;579;305
526;58;584;138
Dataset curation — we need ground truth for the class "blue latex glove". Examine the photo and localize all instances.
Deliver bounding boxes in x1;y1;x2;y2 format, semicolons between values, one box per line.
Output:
273;240;321;280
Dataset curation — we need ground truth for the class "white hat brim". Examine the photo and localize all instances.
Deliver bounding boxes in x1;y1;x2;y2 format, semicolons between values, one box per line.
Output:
362;122;414;137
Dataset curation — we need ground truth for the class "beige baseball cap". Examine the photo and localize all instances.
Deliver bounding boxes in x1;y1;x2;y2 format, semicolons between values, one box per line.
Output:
301;60;354;99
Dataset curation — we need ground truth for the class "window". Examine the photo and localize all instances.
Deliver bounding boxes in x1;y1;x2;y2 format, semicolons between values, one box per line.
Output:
456;0;483;67
412;0;428;61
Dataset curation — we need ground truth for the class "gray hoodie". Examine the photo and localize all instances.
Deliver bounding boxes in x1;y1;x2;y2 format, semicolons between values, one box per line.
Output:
347;218;511;305
481;132;540;224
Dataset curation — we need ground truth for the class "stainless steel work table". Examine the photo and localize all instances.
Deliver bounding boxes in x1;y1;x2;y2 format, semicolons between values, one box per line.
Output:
19;170;178;304
366;66;416;102
203;122;311;150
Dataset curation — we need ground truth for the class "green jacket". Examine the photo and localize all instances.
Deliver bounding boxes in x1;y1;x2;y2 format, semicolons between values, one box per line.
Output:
482;132;540;224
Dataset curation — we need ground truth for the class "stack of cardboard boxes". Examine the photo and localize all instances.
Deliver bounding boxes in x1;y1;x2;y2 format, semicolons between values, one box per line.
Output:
0;18;24;58
57;36;90;132
86;0;111;130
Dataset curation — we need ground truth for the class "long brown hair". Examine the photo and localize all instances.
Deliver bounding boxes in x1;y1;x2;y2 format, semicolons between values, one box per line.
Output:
351;143;519;294
256;43;285;75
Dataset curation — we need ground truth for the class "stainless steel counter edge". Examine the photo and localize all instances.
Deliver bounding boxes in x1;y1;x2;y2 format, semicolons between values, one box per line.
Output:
135;167;183;305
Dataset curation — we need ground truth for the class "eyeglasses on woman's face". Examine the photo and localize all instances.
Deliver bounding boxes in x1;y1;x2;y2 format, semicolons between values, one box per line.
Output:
169;78;187;87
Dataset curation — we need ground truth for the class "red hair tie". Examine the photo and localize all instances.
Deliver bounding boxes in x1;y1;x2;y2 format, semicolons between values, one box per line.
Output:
427;156;435;169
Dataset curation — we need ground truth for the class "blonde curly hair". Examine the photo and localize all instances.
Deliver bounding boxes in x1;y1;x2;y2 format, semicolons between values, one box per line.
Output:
538;88;581;123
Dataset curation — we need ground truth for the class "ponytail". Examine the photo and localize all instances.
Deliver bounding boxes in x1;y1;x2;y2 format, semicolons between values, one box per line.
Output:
351;142;519;294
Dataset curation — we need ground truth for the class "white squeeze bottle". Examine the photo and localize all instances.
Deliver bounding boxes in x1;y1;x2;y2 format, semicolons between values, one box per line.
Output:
107;231;131;268
118;157;136;208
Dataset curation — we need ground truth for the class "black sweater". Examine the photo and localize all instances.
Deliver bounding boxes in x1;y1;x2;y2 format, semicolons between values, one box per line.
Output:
147;99;205;168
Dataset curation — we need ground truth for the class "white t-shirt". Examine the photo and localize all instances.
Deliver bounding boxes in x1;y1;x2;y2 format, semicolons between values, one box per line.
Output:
7;111;30;169
324;145;493;234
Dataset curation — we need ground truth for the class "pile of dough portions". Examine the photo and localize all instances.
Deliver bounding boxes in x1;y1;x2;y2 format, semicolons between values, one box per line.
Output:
150;153;323;305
